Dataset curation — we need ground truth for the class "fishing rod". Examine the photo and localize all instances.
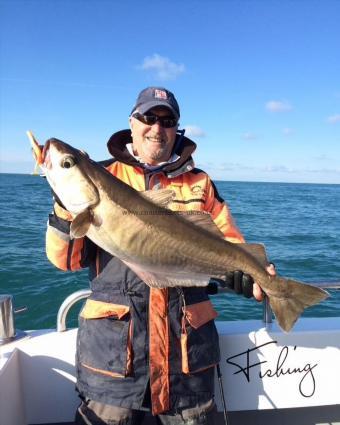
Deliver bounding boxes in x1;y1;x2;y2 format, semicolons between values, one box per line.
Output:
216;363;230;425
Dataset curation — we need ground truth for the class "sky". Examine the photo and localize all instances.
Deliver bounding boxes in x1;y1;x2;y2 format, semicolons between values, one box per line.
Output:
0;0;339;183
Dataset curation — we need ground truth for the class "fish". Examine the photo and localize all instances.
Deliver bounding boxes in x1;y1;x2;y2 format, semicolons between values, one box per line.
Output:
29;134;329;332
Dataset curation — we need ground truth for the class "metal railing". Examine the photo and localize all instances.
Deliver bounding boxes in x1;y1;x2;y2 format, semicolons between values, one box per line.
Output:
56;289;91;332
0;295;27;345
55;281;340;332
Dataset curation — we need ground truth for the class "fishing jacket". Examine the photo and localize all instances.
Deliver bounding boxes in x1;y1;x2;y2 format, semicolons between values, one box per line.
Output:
46;130;245;415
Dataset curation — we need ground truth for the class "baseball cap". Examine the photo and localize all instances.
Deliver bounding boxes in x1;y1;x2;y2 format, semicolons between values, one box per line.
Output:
131;87;180;119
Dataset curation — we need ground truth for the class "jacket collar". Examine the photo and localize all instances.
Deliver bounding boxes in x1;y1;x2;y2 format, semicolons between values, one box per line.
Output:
106;129;197;176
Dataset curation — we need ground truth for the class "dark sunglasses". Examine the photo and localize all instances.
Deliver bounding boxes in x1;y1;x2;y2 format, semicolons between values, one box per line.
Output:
132;112;178;128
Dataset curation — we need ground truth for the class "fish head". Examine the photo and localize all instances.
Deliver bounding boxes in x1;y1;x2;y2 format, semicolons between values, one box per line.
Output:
42;138;99;214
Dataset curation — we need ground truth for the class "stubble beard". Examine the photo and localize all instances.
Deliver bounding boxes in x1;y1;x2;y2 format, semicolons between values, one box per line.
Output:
143;135;169;162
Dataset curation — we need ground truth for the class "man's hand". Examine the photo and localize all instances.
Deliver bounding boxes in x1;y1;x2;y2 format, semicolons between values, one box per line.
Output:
207;263;276;300
223;271;255;298
253;263;276;301
208;271;257;298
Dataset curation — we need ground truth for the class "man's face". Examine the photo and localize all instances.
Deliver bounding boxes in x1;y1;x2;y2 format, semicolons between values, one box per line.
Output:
129;107;178;165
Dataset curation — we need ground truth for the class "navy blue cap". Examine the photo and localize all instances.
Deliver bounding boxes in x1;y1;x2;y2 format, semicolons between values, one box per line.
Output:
131;87;180;119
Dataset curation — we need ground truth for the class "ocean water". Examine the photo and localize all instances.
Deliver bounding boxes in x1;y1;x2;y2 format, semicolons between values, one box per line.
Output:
0;173;339;330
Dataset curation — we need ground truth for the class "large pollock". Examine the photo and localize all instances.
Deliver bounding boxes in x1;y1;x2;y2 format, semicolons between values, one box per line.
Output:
30;134;329;332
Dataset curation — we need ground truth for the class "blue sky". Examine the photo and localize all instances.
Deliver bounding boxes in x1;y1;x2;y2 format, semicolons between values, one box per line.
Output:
1;0;339;183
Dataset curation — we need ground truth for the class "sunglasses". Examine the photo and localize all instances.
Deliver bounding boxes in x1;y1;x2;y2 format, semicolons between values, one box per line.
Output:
132;112;178;128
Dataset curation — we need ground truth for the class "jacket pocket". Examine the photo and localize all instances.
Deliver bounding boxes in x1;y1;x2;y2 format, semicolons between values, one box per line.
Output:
77;299;133;378
181;300;220;374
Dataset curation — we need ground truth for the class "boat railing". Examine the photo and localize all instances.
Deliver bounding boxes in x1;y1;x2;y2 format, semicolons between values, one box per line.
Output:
56;281;340;332
56;289;92;332
0;295;27;345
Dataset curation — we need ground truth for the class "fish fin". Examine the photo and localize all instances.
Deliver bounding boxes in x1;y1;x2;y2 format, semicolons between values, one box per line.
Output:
122;260;210;288
180;215;271;267
268;276;329;332
70;209;93;238
236;243;269;268
181;212;226;238
141;189;176;207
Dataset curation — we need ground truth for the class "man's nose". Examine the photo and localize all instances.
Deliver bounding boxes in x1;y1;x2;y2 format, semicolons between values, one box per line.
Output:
150;121;164;131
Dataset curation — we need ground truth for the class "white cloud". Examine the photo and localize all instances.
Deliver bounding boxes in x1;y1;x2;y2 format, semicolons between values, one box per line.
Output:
197;161;340;183
184;125;206;138
265;100;292;112
242;132;257;140
327;114;340;124
283;128;294;135
263;165;294;173
138;54;185;81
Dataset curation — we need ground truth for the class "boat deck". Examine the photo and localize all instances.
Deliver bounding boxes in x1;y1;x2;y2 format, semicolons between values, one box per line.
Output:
29;405;340;425
1;319;340;425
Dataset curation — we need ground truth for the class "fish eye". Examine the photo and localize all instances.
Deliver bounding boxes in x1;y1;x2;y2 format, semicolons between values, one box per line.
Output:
61;155;76;169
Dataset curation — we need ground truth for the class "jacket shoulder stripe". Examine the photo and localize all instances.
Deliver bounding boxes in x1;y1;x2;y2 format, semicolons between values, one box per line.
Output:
172;198;205;205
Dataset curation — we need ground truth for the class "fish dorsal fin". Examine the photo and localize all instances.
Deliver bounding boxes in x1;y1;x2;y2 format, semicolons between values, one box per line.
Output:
181;211;225;238
70;209;93;239
141;189;176;207
181;212;270;266
236;243;269;268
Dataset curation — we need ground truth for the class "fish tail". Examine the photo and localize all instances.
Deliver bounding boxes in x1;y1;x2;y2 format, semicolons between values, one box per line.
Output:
268;276;329;332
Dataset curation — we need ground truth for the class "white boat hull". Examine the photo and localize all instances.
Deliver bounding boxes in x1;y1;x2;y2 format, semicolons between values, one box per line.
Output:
1;318;340;425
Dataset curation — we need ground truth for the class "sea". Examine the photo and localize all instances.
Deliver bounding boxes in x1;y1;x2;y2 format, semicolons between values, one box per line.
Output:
0;173;339;330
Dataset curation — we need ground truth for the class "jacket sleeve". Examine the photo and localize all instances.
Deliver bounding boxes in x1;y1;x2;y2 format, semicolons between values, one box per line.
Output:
46;202;96;271
204;177;245;243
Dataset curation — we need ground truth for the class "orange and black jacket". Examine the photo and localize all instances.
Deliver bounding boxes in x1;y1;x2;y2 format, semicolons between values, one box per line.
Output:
46;130;245;415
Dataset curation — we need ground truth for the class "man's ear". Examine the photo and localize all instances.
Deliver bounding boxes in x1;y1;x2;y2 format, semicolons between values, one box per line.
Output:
129;116;135;136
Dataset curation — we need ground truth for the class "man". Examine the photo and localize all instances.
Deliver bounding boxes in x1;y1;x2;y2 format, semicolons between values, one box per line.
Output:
46;87;275;424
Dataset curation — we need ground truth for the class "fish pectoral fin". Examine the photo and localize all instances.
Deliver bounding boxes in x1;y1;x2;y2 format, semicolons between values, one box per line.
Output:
70;209;93;238
141;189;176;207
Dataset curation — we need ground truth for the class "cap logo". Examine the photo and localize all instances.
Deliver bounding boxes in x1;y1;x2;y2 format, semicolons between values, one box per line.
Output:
154;89;168;100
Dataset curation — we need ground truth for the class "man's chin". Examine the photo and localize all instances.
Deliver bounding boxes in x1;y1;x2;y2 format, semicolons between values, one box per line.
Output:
143;150;168;164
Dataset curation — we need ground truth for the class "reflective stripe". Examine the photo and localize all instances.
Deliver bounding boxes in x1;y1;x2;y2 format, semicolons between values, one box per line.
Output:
95;250;100;276
126;320;134;376
81;363;125;378
80;299;130;319
181;331;189;374
69;238;84;271
149;288;170;415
